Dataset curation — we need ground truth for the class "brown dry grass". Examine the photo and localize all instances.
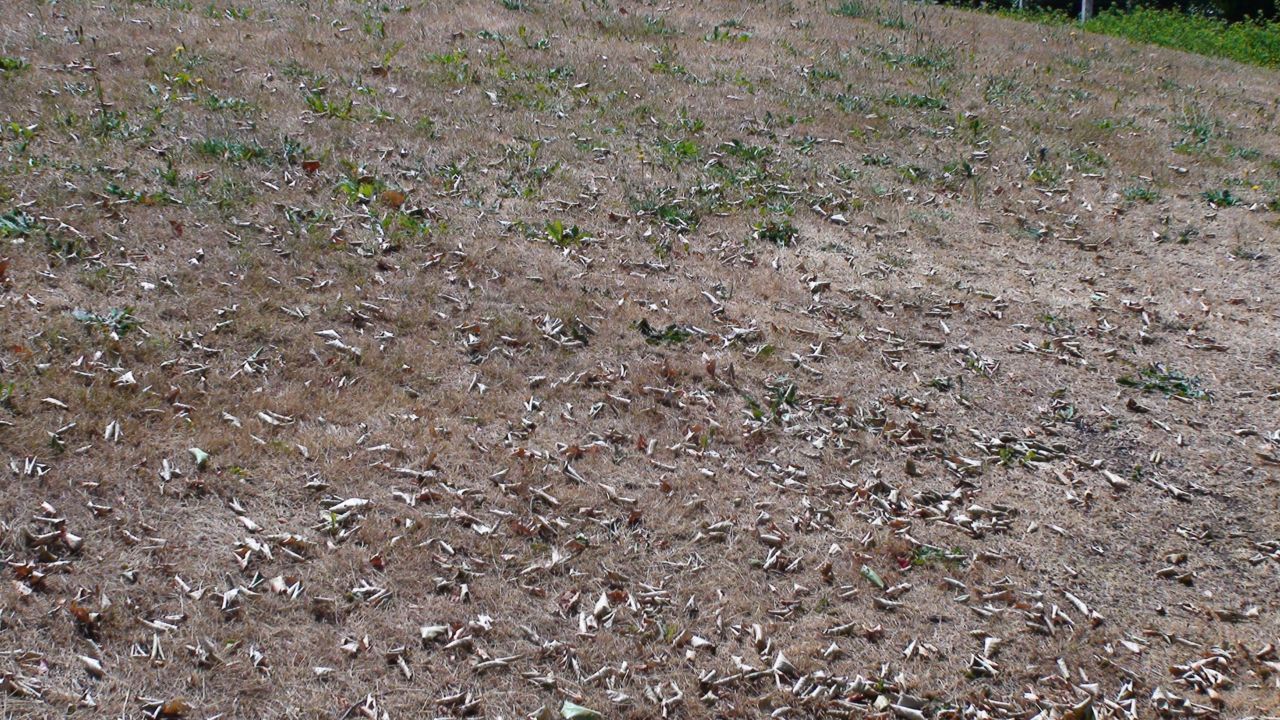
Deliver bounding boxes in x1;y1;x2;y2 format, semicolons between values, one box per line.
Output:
1;0;1279;718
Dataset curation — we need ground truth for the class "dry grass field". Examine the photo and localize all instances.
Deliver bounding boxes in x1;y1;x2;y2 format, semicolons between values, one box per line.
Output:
1;0;1279;717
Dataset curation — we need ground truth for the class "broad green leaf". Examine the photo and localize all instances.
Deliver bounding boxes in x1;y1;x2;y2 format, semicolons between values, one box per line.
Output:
189;447;210;468
561;700;602;720
860;564;885;590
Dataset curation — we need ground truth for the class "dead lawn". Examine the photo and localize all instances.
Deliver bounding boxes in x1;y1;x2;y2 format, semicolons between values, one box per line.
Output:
0;0;1278;718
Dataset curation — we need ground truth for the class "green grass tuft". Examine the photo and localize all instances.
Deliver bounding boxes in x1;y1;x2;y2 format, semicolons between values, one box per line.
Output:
831;0;868;18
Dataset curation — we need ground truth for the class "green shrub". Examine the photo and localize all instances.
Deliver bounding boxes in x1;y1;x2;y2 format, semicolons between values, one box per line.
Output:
997;6;1280;69
1085;8;1280;68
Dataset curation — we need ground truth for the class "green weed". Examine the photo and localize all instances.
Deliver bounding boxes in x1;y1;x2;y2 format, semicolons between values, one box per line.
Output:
1117;364;1205;399
636;189;699;232
193;137;269;164
0;56;29;73
1202;188;1239;207
752;217;799;247
1173;105;1222;153
884;93;946;110
336;172;384;204
544;219;588;248
304;90;353;119
71;307;140;338
705;20;751;43
910;545;966;567
1123;185;1159;203
637;319;692;345
0;209;35;238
